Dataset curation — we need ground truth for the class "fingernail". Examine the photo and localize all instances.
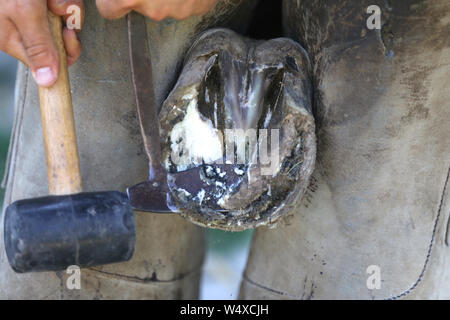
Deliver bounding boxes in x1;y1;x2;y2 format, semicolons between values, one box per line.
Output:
55;0;68;6
33;67;56;87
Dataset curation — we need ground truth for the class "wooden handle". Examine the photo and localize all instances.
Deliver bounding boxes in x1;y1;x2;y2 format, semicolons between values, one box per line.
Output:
38;12;82;195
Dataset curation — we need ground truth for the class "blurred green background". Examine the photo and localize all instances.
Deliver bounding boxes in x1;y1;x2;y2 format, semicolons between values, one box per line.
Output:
0;51;252;299
0;52;16;206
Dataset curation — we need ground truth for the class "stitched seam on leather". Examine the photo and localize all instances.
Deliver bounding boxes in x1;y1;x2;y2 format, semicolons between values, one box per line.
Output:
242;273;298;299
388;166;450;300
88;264;202;284
445;170;450;246
445;210;450;247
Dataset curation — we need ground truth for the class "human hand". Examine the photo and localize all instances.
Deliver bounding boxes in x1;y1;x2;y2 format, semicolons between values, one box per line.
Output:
0;0;85;87
96;0;218;21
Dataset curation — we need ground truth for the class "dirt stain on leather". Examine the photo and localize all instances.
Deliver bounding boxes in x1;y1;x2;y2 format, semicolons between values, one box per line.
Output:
399;65;431;125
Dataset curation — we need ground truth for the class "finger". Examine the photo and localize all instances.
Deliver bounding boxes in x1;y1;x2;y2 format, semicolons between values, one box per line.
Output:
13;1;58;87
96;0;136;20
48;0;85;32
0;18;28;65
166;0;195;20
134;2;168;21
136;0;216;21
176;0;217;18
194;0;218;15
63;27;81;67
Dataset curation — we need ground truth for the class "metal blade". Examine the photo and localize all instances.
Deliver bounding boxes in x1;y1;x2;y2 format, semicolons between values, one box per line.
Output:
127;181;175;213
127;12;172;213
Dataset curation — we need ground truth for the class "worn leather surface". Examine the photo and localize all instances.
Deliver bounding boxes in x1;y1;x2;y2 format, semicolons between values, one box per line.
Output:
240;0;450;299
0;0;256;299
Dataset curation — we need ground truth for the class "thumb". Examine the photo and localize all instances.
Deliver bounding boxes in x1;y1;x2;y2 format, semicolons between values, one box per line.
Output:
14;2;59;87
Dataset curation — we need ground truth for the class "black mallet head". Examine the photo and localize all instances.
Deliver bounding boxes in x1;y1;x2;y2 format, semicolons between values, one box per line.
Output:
4;191;135;273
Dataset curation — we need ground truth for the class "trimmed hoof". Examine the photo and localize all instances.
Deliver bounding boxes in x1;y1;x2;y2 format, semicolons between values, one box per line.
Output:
159;29;316;230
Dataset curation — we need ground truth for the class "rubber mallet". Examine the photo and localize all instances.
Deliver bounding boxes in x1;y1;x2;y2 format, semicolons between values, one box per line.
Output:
3;12;136;273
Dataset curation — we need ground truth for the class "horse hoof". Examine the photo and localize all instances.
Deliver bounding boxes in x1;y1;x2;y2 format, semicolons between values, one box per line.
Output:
159;28;316;231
